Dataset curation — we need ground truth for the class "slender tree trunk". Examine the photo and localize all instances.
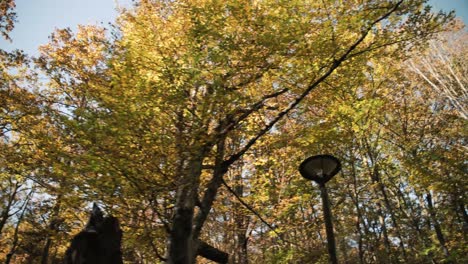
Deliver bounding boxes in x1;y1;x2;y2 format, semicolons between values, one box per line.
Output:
0;181;21;237
357;225;364;264
41;197;61;264
5;189;30;264
377;204;391;264
5;216;24;264
365;142;406;262
350;183;366;263
452;195;468;236
459;201;468;236
233;172;249;264
376;171;407;261
339;236;349;263
398;187;437;263
348;149;367;264
425;192;450;258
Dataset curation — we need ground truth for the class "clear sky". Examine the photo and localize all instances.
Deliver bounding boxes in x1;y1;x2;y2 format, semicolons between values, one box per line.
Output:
0;0;466;55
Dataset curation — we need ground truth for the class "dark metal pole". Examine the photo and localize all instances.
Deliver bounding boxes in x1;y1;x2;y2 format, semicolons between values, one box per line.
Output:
319;183;338;264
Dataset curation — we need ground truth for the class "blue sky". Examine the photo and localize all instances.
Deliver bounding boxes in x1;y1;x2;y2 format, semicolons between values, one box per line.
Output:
0;0;466;55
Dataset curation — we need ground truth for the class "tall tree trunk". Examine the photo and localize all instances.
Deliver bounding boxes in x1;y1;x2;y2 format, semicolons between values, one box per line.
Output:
349;156;366;264
339;236;349;264
233;172;249;264
375;170;408;261
166;157;204;264
458;201;468;235
376;203;391;264
365;138;408;262
167;134;230;264
425;192;450;258
452;195;468;236
398;187;437;263
5;188;31;264
0;181;21;237
40;197;61;264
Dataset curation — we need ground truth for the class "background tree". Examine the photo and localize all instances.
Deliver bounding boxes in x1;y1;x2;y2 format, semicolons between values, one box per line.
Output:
408;20;467;119
0;0;16;41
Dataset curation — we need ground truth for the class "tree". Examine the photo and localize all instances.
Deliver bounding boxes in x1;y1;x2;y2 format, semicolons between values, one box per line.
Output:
0;0;16;41
32;0;453;263
407;21;467;119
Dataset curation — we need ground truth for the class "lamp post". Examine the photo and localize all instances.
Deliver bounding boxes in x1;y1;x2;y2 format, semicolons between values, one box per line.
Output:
299;155;341;264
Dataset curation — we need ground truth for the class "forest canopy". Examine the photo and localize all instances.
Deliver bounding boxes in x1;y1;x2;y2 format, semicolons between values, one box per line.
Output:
0;0;466;263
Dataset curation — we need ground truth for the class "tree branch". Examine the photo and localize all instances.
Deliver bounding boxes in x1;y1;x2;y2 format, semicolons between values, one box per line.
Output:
193;136;228;238
223;0;404;169
197;240;229;264
218;88;289;136
221;178;281;239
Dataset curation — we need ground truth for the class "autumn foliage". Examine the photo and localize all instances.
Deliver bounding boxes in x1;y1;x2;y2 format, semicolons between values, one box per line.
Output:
0;0;466;263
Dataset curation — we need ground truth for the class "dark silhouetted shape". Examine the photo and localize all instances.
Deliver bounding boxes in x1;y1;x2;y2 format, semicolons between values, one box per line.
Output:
64;203;123;264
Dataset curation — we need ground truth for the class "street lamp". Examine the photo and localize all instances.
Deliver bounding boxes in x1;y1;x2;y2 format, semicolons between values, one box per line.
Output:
299;155;341;264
